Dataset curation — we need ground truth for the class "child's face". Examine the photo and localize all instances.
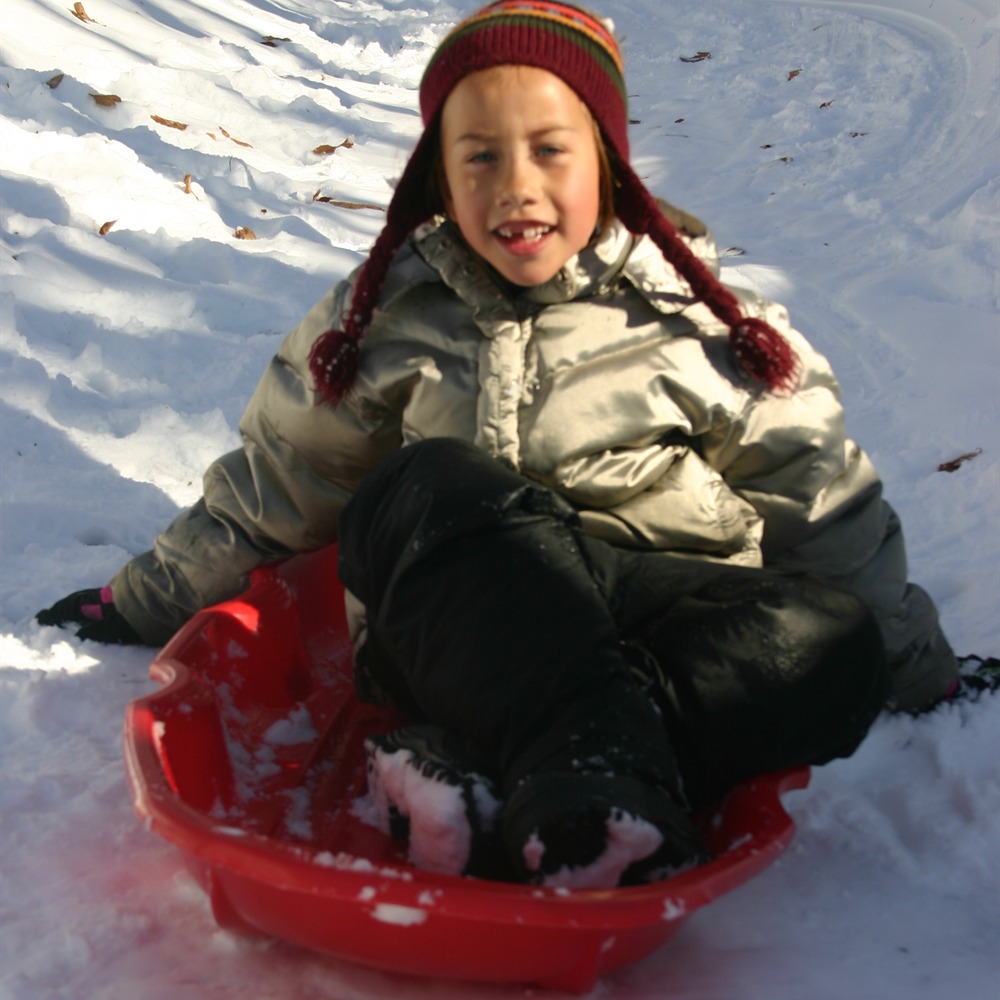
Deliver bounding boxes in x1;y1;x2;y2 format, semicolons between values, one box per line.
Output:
439;65;602;288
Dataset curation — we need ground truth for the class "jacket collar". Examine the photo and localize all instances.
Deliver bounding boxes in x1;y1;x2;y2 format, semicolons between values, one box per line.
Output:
412;214;708;317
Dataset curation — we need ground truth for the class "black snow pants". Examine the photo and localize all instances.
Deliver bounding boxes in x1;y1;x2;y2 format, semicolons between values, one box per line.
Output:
338;438;889;809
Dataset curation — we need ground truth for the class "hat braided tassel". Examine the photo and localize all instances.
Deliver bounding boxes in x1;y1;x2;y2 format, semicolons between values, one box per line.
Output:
308;327;361;404
614;158;800;392
308;138;438;406
308;198;424;405
728;316;801;392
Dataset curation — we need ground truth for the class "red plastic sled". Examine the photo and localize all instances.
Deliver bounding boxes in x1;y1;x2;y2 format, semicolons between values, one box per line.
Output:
123;544;808;993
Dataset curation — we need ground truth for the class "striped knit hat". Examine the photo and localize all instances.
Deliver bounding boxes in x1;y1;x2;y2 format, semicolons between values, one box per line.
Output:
309;0;798;403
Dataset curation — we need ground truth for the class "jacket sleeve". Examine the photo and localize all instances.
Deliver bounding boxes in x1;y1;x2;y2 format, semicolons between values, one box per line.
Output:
701;294;956;709
110;276;403;645
704;299;889;581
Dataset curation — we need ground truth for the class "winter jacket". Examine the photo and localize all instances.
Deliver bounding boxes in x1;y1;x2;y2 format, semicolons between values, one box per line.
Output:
110;204;956;710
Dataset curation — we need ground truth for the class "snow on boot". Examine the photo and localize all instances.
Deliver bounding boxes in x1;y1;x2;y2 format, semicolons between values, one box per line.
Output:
503;771;709;889
911;655;1000;714
355;725;507;879
948;655;1000;703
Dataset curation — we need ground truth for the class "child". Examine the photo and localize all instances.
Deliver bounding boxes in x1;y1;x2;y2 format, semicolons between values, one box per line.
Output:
38;1;958;887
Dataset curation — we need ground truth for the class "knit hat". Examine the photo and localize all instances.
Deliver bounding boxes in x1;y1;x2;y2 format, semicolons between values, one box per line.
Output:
309;0;799;403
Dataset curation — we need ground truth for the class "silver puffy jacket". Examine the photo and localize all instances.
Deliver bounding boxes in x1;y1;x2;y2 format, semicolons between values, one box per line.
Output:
111;206;956;710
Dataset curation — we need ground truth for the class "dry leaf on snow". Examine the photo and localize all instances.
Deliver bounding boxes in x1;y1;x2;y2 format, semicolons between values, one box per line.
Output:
70;2;95;22
234;227;257;240
311;192;385;212
47;73;65;89
90;93;121;107
312;138;355;156
788;69;802;81
219;126;252;148
680;51;711;63
938;448;982;473
151;114;188;130
98;220;116;236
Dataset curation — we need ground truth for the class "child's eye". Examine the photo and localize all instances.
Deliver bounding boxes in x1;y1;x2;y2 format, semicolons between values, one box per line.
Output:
536;145;563;158
468;150;496;165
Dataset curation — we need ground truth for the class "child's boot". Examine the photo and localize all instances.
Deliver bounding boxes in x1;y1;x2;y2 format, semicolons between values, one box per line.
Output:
361;724;507;878
500;682;709;889
503;769;707;888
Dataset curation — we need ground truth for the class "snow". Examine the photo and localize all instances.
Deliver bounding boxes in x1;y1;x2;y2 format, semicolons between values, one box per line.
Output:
370;904;429;928
521;810;666;891
1;0;997;996
357;735;502;876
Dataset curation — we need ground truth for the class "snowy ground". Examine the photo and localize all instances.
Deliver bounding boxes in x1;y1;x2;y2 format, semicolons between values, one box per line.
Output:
1;0;998;997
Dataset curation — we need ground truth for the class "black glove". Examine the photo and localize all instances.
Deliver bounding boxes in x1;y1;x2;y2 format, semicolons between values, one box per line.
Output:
36;587;143;645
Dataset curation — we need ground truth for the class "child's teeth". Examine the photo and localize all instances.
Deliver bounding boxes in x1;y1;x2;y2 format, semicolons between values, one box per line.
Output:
499;226;550;240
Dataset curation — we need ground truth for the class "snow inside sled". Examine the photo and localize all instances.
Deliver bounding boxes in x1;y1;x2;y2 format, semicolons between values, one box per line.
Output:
123;544;809;993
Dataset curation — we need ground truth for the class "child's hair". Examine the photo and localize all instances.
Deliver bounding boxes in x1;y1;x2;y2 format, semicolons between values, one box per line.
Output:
310;0;799;405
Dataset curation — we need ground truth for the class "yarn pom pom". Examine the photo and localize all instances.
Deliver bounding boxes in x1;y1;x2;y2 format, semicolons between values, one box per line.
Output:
729;317;800;392
308;328;361;405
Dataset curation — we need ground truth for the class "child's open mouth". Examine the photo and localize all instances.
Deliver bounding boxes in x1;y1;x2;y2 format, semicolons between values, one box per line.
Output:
495;224;554;255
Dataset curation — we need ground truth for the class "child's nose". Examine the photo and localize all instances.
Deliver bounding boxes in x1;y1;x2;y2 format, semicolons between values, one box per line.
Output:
497;155;538;209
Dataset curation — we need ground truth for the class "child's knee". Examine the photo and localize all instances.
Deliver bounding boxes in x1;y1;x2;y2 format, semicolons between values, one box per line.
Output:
792;578;886;673
341;437;571;561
